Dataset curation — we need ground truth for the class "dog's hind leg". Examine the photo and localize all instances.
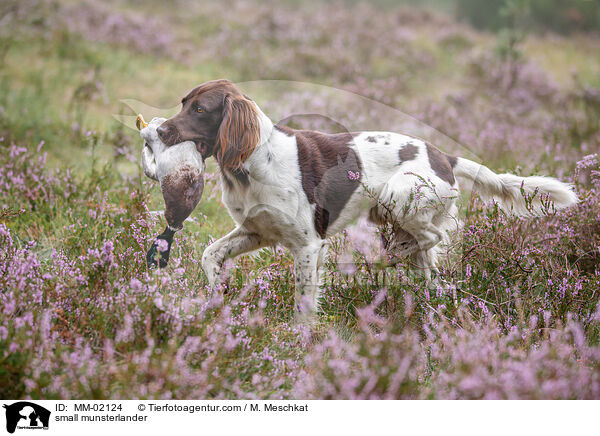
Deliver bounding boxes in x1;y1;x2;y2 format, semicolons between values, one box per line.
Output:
202;226;266;287
402;212;444;281
375;171;455;280
407;202;460;281
383;228;420;266
291;241;328;326
409;247;439;281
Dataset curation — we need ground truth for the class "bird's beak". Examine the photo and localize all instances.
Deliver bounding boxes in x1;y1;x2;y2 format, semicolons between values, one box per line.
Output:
136;113;148;130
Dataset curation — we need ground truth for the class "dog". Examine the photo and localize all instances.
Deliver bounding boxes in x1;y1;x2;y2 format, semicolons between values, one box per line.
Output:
157;79;578;324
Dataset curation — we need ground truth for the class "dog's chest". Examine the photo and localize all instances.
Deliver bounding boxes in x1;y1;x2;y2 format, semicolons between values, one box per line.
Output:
221;173;305;240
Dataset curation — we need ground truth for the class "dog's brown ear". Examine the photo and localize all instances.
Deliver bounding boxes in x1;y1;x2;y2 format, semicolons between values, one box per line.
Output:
216;94;260;171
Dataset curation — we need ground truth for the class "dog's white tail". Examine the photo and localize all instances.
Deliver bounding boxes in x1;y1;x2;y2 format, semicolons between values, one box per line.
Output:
453;157;579;216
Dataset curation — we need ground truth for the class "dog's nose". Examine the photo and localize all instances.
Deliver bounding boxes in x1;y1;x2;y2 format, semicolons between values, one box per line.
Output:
157;124;168;138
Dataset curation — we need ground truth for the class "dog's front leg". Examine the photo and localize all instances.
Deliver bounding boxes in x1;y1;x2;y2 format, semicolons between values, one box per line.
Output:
202;226;264;287
292;241;328;326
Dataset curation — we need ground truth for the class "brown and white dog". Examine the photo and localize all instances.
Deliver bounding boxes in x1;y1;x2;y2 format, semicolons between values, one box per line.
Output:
158;79;578;324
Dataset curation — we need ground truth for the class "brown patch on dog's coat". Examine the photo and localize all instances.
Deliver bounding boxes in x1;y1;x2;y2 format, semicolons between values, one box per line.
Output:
426;143;456;185
398;143;419;163
277;125;361;238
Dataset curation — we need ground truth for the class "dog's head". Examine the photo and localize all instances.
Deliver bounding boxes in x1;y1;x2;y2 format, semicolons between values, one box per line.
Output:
157;79;260;172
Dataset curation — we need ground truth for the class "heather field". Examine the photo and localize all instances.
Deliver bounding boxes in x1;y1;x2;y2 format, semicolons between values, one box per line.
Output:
1;0;600;399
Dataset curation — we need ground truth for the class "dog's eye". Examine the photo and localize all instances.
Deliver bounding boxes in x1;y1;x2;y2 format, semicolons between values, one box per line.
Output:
197;107;204;113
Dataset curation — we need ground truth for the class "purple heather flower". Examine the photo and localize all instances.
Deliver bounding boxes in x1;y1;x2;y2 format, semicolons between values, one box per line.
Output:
347;170;360;181
156;239;169;252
